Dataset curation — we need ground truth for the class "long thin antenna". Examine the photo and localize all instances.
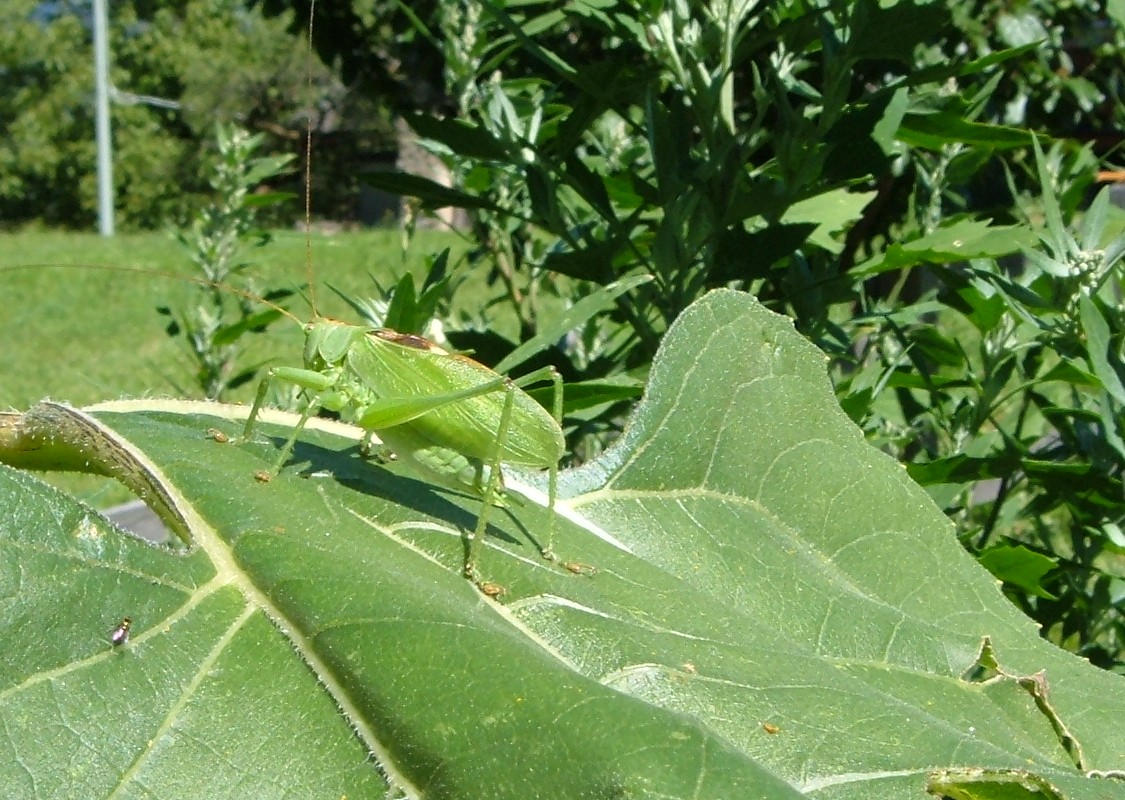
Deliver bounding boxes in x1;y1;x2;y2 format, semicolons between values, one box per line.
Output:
305;0;318;315
1;263;303;326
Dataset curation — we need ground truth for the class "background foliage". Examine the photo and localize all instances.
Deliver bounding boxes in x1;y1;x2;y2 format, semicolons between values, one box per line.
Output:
0;0;392;228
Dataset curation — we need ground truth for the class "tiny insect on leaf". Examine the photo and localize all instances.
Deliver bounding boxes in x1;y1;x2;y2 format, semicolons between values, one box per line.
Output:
563;561;597;576
110;617;132;647
479;581;506;599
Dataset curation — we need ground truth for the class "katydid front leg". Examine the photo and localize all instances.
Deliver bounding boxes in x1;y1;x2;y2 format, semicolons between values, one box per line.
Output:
241;365;337;479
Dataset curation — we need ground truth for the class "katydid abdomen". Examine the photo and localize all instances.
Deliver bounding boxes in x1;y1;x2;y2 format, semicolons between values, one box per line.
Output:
348;328;563;470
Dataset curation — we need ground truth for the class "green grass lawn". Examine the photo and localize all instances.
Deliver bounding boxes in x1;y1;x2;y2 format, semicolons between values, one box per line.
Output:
1;228;476;409
1;227;472;505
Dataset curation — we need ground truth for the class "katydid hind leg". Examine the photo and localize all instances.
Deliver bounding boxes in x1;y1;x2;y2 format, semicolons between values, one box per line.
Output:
502;365;564;561
542;365;563;561
505;363;563;561
465;380;517;581
464;367;563;580
508;364;559;392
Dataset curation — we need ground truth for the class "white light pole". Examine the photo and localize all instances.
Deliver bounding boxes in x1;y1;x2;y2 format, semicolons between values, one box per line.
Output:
92;0;114;236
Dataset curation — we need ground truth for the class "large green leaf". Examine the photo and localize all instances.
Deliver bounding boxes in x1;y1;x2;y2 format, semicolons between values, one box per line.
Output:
2;290;1123;799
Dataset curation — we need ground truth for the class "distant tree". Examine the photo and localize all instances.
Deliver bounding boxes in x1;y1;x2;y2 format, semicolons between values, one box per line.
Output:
0;0;391;229
261;0;449;113
260;0;613;115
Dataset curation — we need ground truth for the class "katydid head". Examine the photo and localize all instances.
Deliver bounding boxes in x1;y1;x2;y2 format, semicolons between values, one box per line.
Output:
303;319;366;369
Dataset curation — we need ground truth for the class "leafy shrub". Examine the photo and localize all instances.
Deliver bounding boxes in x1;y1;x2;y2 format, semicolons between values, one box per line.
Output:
159;124;296;401
362;1;1125;670
852;142;1125;671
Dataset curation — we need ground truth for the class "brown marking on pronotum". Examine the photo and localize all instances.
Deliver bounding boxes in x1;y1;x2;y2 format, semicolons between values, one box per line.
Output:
371;329;444;353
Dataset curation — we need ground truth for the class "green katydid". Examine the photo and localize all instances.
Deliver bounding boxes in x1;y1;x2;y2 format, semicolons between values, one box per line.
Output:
203;0;568;582
237;310;566;581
